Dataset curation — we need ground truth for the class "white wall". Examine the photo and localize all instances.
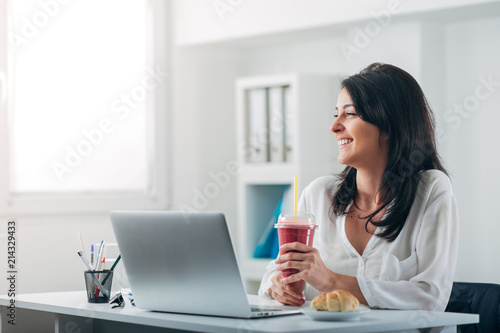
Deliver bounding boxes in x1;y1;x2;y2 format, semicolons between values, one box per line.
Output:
234;21;423;78
443;16;500;283
170;45;241;235
15;215;116;292
173;0;498;46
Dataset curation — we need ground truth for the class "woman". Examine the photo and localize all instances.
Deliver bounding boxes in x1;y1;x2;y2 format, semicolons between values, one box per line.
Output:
258;63;458;311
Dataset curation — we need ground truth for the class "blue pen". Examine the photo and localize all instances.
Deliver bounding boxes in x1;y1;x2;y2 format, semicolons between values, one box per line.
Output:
94;240;104;270
90;244;94;267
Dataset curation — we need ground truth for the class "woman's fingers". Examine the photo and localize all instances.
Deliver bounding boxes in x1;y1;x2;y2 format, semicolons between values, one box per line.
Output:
275;251;309;265
279;241;312;254
273;291;305;306
280;271;306;285
269;273;305;306
272;288;304;306
274;244;335;292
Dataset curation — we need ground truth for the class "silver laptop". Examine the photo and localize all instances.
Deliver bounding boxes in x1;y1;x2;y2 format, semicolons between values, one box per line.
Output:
110;210;303;318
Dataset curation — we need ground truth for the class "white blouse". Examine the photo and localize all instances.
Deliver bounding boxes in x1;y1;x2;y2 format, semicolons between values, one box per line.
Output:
258;170;459;311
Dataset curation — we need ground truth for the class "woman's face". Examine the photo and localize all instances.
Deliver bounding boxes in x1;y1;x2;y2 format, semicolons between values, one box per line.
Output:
330;88;389;171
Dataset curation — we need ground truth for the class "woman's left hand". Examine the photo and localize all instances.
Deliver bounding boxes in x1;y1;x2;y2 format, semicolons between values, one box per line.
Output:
275;242;337;293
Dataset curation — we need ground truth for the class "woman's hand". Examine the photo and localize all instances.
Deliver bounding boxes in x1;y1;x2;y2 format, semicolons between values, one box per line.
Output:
268;271;306;306
275;242;337;293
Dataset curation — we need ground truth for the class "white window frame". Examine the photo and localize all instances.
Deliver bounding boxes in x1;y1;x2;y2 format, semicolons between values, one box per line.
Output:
0;0;170;216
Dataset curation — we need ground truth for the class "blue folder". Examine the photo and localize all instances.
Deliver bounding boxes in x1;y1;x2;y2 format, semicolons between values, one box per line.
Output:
253;192;284;259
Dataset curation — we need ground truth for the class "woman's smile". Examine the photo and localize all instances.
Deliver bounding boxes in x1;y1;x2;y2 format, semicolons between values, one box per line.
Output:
337;138;353;149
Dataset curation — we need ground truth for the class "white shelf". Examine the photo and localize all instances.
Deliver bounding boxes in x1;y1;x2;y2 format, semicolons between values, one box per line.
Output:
235;73;337;282
238;164;296;183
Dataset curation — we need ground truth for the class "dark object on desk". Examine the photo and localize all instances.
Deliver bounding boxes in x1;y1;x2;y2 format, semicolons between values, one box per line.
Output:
445;282;500;333
110;292;125;309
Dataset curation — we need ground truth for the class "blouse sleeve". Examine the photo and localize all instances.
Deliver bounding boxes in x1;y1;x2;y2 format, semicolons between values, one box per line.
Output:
357;188;459;311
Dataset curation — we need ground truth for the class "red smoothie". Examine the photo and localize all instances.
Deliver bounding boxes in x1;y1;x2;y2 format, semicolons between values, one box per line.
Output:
275;212;316;278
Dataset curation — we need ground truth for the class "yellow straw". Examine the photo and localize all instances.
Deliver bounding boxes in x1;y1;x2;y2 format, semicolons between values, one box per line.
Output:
294;176;298;216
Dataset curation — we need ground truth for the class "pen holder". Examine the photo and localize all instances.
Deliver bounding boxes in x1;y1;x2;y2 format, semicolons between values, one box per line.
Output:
84;270;113;303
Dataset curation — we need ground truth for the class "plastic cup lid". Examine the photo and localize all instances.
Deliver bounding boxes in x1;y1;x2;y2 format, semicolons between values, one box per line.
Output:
275;212;316;228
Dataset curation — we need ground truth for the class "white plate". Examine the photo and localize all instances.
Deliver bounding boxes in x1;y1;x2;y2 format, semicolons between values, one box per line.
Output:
301;305;370;321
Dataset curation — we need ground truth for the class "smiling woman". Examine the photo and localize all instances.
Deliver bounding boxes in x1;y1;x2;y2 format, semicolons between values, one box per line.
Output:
259;63;459;312
0;0;170;214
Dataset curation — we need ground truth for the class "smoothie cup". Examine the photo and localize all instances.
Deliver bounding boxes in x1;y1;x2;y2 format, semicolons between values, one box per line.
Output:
275;212;317;277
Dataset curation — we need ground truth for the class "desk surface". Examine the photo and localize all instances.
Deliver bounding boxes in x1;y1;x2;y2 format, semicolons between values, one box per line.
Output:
0;292;479;333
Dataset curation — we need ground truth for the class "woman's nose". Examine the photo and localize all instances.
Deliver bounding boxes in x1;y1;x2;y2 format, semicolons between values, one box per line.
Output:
330;117;343;133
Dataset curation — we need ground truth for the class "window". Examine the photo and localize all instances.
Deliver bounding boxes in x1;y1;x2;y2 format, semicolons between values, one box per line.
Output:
0;0;169;214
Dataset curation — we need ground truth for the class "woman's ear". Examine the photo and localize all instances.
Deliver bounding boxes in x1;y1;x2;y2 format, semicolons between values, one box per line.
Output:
379;131;390;151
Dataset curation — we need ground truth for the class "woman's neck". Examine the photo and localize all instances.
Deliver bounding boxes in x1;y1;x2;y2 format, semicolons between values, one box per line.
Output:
355;166;386;210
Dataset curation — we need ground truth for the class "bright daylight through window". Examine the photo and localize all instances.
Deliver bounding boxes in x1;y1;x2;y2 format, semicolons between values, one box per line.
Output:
9;0;153;193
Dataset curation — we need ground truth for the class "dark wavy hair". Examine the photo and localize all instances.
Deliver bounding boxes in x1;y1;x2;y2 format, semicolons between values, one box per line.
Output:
332;63;447;241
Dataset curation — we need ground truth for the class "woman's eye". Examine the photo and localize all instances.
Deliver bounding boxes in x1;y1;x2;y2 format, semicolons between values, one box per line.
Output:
334;112;357;118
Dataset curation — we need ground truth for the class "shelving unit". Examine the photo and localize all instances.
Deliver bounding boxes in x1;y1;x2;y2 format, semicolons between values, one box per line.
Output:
235;73;338;283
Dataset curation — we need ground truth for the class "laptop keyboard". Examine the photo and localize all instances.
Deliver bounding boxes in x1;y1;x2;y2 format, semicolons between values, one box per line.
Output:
251;306;283;312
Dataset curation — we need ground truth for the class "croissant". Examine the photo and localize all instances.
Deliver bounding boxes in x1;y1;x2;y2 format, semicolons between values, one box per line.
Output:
311;290;359;312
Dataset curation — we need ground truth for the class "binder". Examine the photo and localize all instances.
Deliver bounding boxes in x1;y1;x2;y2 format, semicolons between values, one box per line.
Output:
246;88;269;163
269;86;285;163
283;85;294;162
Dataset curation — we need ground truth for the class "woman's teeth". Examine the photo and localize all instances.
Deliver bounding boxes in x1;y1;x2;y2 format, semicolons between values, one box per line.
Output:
338;139;353;146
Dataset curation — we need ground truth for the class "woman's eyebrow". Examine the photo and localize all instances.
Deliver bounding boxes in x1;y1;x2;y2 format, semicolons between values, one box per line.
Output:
334;104;355;111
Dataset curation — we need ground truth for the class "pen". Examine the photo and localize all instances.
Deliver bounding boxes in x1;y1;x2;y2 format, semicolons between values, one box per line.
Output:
101;255;121;285
95;243;106;299
95;257;105;299
77;251;109;297
94;240;104;270
78;233;85;254
100;257;106;270
96;242;106;271
90;244;94;267
77;250;93;271
109;254;121;271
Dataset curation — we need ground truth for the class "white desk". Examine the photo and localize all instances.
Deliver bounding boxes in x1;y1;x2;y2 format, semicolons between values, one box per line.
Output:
0;291;478;333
